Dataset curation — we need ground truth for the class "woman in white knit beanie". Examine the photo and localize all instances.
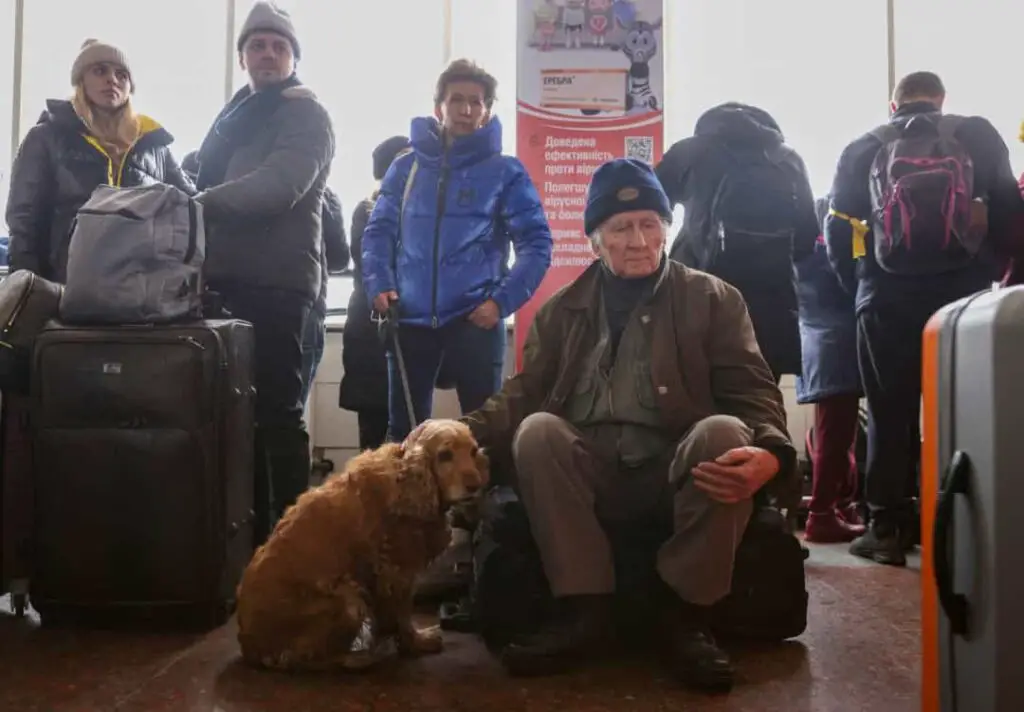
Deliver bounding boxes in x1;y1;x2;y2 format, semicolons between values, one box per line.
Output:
69;39;139;171
4;38;192;281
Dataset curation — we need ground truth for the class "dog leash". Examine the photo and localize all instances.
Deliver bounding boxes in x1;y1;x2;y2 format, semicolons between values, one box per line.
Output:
385;302;418;429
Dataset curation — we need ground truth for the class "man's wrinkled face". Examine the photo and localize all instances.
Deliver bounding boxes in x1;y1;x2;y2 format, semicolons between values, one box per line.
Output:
241;31;295;90
593;209;666;278
435;80;490;137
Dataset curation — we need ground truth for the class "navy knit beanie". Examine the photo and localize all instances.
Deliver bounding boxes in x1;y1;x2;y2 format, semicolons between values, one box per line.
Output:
583;158;673;236
373;135;411;181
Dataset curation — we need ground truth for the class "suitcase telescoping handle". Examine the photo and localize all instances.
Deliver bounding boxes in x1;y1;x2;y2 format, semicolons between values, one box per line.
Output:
933;450;971;636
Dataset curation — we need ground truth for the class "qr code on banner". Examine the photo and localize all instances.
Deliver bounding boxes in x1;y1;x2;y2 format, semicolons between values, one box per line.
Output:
625;136;654;164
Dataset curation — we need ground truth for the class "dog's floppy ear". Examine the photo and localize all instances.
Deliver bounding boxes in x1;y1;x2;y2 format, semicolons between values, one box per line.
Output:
393;442;441;520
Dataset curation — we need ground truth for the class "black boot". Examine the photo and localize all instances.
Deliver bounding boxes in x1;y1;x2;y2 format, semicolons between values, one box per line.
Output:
849;519;906;566
501;595;613;677
663;600;734;692
900;506;921;552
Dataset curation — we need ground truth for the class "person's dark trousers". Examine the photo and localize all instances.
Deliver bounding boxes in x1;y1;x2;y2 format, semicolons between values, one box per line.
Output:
857;306;934;524
853;303;938;565
385;317;506;440
299;308;326;406
213;283;312;546
357;409;389;450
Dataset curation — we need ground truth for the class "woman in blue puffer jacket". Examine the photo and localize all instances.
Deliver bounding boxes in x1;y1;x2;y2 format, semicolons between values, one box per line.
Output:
361;59;553;440
795;196;865;543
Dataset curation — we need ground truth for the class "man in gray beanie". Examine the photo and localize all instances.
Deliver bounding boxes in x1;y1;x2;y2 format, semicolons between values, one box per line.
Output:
193;0;335;546
237;0;300;61
412;158;795;690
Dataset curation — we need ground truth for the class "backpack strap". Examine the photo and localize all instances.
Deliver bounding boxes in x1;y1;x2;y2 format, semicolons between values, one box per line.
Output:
393;159;418;266
401;159;419;212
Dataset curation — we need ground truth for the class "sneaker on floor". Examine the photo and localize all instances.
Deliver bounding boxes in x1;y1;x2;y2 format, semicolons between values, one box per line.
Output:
804;511;864;544
849;524;906;567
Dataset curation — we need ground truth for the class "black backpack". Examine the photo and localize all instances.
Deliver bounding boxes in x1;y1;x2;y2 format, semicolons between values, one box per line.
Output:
868;115;978;275
701;144;802;286
468;487;553;650
468;487;808;650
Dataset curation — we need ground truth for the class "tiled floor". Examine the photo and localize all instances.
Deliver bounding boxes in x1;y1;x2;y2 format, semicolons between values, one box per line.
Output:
0;544;921;712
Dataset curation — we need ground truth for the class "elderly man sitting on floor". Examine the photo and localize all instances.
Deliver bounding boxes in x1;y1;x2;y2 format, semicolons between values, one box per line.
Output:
410;158;795;691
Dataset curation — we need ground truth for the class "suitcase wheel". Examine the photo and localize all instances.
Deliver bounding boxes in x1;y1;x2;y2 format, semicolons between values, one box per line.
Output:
11;592;27;618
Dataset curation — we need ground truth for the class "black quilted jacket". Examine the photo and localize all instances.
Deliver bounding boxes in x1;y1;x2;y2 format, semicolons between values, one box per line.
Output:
4;99;193;282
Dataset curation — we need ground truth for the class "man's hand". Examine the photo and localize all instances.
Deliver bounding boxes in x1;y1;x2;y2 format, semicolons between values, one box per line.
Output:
468;299;501;329
691;446;780;505
373;290;398;314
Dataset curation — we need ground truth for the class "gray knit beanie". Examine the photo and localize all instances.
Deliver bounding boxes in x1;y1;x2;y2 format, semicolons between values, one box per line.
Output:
237;2;301;60
71;39;134;91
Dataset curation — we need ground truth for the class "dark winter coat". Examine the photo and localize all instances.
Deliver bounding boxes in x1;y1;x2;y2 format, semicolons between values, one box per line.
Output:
195;81;335;302
312;186;349;317
795;197;861;403
5;100;193;282
339;198;388;412
185;149;348;316
464;259;796;499
655;103;819;378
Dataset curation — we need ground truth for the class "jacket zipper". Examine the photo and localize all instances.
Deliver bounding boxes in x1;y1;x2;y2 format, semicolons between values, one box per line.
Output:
431;157;450;329
115;135;143;186
83;133;144;187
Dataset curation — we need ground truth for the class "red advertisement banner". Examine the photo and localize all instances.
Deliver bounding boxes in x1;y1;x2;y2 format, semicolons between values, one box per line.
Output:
514;0;665;369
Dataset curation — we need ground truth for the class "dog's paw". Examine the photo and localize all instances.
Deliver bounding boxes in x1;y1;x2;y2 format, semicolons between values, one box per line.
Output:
399;624;444;656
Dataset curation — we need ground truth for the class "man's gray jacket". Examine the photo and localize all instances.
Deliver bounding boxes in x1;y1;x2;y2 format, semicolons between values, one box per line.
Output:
198;85;335;302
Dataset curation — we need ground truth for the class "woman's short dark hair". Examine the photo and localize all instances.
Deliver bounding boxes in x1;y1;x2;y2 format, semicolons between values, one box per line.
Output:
434;58;497;109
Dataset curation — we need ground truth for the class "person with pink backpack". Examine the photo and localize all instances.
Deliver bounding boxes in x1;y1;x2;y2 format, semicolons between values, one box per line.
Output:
825;71;1022;566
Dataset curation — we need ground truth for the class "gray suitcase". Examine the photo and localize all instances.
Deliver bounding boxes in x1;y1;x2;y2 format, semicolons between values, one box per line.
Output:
922;285;1024;712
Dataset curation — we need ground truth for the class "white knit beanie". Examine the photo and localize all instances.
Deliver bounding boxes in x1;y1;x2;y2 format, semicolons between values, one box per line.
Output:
237;2;301;59
71;39;134;91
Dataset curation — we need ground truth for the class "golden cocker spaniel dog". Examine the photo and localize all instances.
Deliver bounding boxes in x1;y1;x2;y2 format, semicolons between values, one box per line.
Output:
236;419;489;671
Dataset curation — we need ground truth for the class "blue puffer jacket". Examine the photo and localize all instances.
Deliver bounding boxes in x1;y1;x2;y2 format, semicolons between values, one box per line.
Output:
361;116;552;327
795;198;861;403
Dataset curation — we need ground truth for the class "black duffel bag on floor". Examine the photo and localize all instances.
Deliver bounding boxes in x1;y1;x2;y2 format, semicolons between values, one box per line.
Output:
464;487;809;650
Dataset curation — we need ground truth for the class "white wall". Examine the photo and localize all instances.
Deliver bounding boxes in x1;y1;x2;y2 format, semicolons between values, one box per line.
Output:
309;326;813;470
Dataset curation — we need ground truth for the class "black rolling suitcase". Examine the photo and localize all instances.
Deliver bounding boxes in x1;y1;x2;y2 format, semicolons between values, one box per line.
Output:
1;393;34;617
28;319;256;628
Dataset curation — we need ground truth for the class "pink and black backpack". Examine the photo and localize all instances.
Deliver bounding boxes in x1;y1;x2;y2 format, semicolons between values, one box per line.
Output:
868;114;978;275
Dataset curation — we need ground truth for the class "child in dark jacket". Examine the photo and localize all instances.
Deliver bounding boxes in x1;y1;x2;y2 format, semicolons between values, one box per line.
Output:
795;197;866;543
